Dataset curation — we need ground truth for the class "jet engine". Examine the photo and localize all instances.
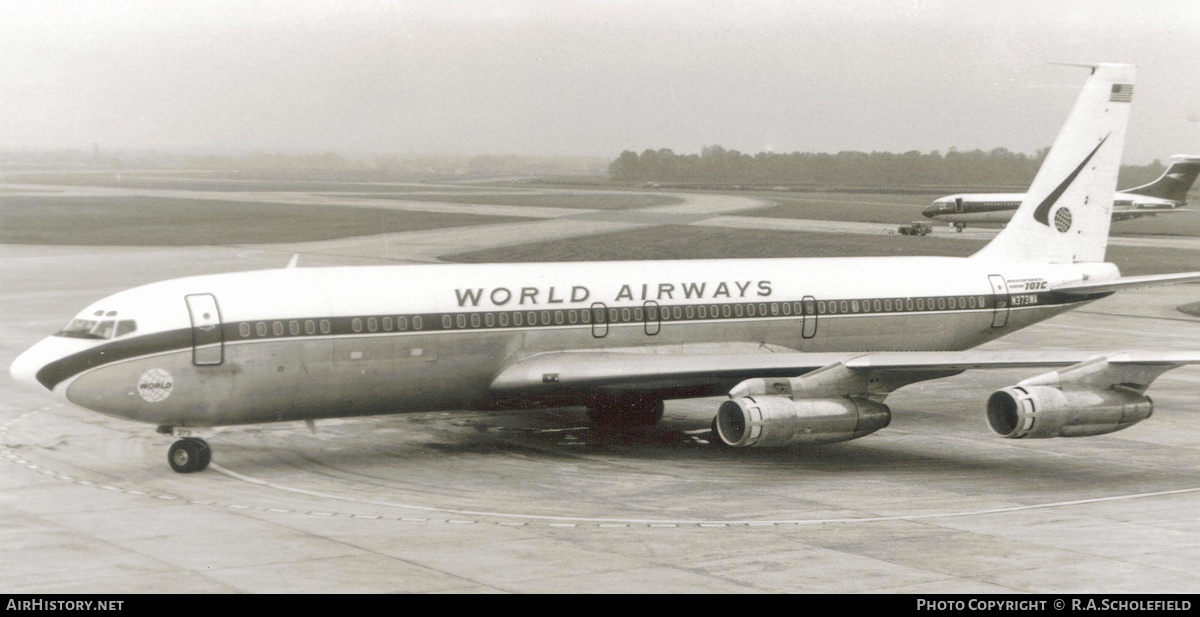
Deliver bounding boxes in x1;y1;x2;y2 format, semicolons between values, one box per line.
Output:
985;385;1152;439
715;395;890;448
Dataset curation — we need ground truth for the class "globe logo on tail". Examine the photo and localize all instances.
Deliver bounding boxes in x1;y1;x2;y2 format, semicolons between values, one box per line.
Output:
1054;207;1073;232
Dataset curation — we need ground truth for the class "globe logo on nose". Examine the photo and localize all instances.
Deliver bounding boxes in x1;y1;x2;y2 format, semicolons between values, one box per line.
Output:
137;368;174;403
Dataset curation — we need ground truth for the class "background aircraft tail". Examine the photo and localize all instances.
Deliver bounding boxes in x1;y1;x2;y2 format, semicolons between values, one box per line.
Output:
973;63;1135;264
1121;154;1200;203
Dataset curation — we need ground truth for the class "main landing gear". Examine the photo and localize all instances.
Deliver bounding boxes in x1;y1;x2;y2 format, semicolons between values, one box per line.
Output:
586;395;664;429
953;223;966;232
167;437;211;473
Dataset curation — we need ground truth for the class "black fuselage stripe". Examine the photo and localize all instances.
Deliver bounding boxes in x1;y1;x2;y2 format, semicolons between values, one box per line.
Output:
35;292;1096;391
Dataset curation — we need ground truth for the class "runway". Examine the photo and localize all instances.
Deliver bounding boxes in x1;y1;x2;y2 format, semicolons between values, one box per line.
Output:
2;181;1200;592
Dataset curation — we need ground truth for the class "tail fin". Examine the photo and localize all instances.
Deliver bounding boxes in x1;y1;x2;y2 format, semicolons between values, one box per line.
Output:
973;63;1135;264
1121;155;1200;203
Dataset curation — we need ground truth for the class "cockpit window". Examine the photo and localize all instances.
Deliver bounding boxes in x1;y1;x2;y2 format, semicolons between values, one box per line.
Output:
55;318;137;340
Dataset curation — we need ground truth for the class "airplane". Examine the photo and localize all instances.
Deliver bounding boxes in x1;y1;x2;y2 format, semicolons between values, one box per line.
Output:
924;154;1200;230
11;63;1200;474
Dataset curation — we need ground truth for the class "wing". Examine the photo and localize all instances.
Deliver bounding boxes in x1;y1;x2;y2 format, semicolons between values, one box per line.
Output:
490;347;1200;399
1112;208;1192;222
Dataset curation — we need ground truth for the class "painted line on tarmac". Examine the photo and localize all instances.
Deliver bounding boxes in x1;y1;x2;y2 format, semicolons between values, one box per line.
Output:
7;409;1200;530
205;461;1200;527
1041;323;1200;341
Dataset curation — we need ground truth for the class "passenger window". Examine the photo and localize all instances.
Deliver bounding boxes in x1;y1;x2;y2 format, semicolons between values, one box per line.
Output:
633;308;643;321
673;306;683;319
978;296;986;308
499;312;510;326
906;298;914;311
917;299;925;311
660;308;670;321
485;313;495;327
884;299;892;311
782;303;791;316
305;320;316;335
412;316;423;330
554;311;564;325
320;320;331;334
827;302;837;314
239;323;251;338
398;316;408;330
273;321;284;336
368;317;379;332
470;314;481;328
456;315;466;328
937;298;946;310
722;305;732;317
839;301;848;313
257;322;268;336
873;300;882;312
383;317;393;331
746;304;755;317
969;297;977;309
697;306;707;318
541;311;551;325
581;309;591;323
734;304;744;317
289;321;300;335
759;303;767;315
442;315;452;329
568;310;578;324
771;303;780;316
621;308;631;322
959;297;967;309
851;301;859;313
513;312;523;326
528;311;538;325
352;318;362;333
685;306;695;319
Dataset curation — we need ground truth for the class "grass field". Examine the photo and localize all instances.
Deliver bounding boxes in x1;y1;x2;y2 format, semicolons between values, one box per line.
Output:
335;192;685;210
0;172;494;194
446;224;1200;276
0;196;531;245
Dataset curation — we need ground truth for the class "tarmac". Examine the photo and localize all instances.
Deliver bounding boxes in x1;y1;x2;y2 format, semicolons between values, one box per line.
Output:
2;181;1199;593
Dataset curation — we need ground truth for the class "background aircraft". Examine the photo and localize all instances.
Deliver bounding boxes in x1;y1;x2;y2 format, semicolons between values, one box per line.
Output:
924;154;1200;230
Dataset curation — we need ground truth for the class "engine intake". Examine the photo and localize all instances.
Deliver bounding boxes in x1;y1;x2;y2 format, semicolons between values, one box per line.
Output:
716;396;890;448
986;385;1152;439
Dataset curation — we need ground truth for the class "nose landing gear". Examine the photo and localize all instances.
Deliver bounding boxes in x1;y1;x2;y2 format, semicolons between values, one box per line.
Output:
167;437;211;473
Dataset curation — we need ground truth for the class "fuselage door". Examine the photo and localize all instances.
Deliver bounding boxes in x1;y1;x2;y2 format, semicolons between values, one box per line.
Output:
801;295;818;339
955;197;964;213
643;301;660;336
988;275;1010;328
591;302;608;338
185;293;224;365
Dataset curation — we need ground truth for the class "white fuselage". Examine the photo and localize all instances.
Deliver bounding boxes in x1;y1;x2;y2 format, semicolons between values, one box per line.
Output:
924;191;1182;225
11;256;1118;427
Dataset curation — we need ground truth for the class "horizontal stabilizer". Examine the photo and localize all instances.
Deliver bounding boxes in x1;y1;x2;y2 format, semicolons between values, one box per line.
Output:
1053;272;1200;296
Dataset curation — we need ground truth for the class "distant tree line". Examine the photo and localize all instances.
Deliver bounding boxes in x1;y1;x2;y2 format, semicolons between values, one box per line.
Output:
0;149;609;180
609;145;1170;190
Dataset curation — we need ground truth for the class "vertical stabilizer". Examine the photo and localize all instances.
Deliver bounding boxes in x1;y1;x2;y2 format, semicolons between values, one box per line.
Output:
1122;155;1200;203
973;63;1134;263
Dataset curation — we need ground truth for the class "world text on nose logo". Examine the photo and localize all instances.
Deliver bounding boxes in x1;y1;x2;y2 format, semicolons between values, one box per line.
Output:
137;368;174;403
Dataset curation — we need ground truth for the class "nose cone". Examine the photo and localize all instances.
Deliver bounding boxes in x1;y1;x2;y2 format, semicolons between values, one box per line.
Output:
922;204;940;219
10;337;86;392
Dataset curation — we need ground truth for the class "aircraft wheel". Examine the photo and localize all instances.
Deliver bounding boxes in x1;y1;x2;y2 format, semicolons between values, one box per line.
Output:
168;438;209;473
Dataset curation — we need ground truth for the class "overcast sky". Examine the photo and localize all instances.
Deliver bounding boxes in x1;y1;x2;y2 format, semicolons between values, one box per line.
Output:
2;0;1197;163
